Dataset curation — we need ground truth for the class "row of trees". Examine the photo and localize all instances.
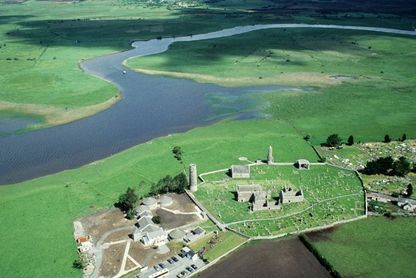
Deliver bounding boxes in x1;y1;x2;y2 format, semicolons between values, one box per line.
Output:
323;133;408;147
362;156;412;177
115;172;189;219
148;173;188;196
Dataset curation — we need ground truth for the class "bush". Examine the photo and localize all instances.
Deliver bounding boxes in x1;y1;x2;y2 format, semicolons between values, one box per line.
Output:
152;215;161;224
406;184;413;197
72;256;85;269
392;157;411;176
384;134;391;143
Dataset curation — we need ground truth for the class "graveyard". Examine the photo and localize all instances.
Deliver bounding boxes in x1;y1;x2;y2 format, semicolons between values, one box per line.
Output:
193;164;365;237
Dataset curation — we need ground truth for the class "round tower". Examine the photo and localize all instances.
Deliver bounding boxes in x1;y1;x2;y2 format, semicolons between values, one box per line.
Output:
189;164;198;192
267;145;274;164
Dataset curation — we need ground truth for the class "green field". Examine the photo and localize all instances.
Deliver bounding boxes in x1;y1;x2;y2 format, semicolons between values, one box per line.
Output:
128;28;416;144
304;217;416;278
194;164;364;237
1;0;416;130
192;231;247;262
0;119;319;277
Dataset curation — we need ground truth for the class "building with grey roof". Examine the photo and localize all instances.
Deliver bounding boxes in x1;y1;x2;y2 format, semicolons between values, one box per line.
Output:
231;165;250;179
295;159;310;170
183;227;206;243
134;215;167;247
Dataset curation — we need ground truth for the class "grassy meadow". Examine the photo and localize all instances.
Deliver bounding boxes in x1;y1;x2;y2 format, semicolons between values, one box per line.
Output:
128;28;416;144
304;217;416;278
0;119;316;277
1;0;415;129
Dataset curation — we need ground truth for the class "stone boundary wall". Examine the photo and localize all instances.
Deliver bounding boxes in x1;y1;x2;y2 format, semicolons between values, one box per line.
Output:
248;214;367;240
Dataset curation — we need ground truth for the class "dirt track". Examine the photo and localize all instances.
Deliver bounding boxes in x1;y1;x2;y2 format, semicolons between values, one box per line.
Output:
199;237;331;278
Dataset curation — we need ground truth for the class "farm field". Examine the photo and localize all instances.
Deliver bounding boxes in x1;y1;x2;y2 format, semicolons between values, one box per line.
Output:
194;164;365;237
199;237;331;278
304;217;416;278
192;231;247;262
128;28;416;144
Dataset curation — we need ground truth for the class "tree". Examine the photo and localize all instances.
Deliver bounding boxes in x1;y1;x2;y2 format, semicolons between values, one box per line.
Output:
406;184;413;197
148;173;189;195
172;146;184;163
152;215;161;224
347;135;354;146
401;133;407;141
73;256;86;269
326;134;342;147
303;135;311;141
392;156;411;176
117;187;138;218
384;134;391;143
363;156;394;175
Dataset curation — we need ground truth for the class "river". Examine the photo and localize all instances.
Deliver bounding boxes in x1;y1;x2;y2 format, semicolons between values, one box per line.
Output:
0;24;414;185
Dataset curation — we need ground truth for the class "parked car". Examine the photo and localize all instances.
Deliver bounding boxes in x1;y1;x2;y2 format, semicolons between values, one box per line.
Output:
153;265;161;271
167;258;174;264
178;253;185;258
181;270;188;276
172;256;179;262
191;264;197;270
158;263;166;269
186;266;194;273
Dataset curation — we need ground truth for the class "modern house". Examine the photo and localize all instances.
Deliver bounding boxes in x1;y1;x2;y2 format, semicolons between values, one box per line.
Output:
133;216;167;247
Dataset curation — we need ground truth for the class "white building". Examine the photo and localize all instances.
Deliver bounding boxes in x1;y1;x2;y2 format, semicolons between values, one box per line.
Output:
133;216;167;247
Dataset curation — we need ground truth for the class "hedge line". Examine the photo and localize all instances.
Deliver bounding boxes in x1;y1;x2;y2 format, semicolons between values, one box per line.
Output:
298;234;341;278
